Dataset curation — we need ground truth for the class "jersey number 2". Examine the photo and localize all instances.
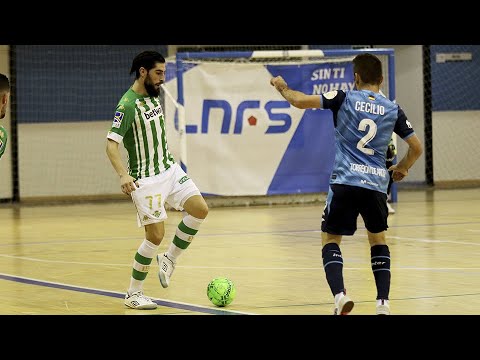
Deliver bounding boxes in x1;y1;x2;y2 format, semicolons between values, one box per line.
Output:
357;118;377;155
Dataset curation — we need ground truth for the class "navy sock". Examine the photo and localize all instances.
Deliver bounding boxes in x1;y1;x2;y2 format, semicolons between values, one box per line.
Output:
371;244;391;300
322;243;345;296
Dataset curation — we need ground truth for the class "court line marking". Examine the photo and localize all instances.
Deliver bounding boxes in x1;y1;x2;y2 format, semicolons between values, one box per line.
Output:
0;272;256;315
1;254;480;270
3;271;476;314
249;291;480;310
1;228;480;249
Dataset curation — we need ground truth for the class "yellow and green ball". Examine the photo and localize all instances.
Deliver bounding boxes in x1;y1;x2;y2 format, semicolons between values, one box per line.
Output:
207;277;236;307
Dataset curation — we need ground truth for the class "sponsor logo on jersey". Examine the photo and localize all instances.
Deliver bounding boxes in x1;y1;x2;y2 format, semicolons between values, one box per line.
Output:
360;179;380;187
179;175;190;184
143;107;163;121
350;163;387;178
113;111;124;128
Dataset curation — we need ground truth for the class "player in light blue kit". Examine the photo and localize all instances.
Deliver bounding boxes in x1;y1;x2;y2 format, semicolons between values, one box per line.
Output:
270;53;422;315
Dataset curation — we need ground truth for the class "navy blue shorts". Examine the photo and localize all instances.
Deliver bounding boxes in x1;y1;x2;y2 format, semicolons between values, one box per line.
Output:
321;184;388;235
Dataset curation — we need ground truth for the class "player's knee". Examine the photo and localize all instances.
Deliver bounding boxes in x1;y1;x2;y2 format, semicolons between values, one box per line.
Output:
184;195;209;219
146;227;165;244
195;201;209;219
188;197;209;219
367;229;387;245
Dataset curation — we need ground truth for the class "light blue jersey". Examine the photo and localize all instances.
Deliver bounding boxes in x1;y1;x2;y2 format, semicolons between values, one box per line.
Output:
321;89;415;194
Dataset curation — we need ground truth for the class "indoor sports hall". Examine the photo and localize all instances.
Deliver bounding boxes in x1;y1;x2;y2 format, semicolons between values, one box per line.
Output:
1;45;479;315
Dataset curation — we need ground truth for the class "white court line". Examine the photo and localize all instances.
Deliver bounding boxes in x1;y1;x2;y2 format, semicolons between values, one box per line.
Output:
1;253;480;271
1;223;479;248
281;231;480;246
359;233;480;246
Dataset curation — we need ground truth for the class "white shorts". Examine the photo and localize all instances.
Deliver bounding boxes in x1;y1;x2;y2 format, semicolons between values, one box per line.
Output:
130;163;201;227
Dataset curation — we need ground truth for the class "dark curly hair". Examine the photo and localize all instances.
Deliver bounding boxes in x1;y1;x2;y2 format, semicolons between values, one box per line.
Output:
130;51;165;79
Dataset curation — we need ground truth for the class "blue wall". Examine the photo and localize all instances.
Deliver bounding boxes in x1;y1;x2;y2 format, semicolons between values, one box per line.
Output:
311;45;480;112
431;45;480;111
15;45;168;123
14;45;478;123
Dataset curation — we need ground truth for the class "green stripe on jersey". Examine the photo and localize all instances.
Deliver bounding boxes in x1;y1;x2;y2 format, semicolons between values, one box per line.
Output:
113;89;176;179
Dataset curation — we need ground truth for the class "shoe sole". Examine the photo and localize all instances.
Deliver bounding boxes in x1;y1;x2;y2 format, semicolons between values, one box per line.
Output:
124;300;158;310
376;306;390;315
340;300;354;315
125;303;158;310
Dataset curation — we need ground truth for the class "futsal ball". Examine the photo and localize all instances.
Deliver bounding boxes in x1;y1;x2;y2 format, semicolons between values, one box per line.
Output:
207;277;236;307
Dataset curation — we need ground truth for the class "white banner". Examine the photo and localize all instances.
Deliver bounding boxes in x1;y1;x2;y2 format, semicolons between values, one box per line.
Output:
165;61;344;196
181;63;305;195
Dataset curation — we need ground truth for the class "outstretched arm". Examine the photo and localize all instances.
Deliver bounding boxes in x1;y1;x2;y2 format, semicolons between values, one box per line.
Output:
388;134;423;182
106;138;138;195
270;76;321;109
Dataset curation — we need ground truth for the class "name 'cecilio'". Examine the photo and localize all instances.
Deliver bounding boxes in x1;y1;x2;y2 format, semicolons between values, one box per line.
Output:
354;101;385;115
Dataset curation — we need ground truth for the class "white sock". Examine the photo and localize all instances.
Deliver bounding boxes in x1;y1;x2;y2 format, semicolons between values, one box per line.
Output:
128;239;159;294
166;215;204;263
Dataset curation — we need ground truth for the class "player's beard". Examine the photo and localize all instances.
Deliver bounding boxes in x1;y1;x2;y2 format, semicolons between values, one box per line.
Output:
144;75;162;97
0;108;5;119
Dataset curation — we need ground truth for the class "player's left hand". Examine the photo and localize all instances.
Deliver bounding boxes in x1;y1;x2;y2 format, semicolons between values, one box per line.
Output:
388;164;408;182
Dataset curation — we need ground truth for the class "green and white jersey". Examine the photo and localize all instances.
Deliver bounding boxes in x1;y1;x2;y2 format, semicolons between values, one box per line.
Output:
107;88;175;179
0;125;7;159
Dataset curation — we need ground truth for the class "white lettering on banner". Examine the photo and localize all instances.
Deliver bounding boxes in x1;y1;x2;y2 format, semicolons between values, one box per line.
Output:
350;163;387;178
311;67;346;80
354;101;385;115
312;82;354;94
310;66;354;95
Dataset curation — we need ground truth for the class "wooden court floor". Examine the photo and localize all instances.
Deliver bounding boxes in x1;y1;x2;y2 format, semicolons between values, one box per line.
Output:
0;188;479;315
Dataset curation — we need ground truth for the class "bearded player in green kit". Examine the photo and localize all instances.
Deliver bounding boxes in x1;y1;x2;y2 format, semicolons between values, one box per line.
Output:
106;51;209;310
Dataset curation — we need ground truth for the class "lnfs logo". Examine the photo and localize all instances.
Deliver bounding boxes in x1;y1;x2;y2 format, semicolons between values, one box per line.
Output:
185;100;292;134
